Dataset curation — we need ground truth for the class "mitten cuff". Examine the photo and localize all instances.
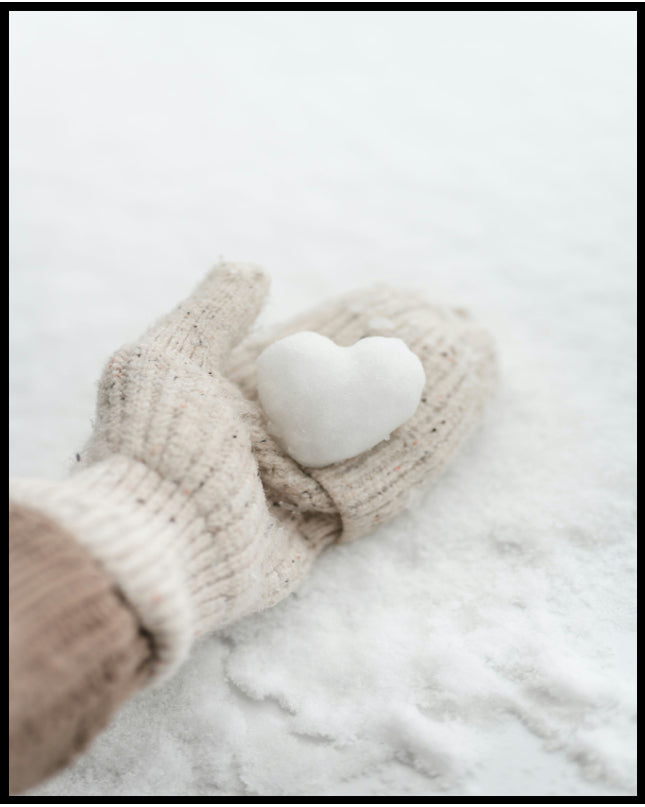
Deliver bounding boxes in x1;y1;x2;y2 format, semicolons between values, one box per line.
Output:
10;456;201;681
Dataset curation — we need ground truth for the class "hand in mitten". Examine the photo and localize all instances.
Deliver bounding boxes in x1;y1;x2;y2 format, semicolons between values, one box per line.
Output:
227;281;497;544
10;263;497;682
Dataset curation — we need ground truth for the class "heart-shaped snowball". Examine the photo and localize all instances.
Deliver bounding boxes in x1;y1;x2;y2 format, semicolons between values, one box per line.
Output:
256;331;426;468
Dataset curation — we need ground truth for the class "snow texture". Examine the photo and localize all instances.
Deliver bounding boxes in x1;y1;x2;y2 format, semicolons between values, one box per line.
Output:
257;331;426;467
10;11;636;798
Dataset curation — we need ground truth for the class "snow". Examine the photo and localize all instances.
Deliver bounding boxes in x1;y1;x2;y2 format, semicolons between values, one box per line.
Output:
9;10;636;798
256;331;426;467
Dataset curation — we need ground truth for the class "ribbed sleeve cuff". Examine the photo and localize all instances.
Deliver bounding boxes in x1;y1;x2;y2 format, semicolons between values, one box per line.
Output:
9;502;154;793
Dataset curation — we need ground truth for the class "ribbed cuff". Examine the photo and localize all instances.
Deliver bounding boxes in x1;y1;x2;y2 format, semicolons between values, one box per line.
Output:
10;456;202;682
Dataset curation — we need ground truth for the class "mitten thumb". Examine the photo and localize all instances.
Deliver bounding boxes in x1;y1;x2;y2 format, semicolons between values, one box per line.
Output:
143;262;270;369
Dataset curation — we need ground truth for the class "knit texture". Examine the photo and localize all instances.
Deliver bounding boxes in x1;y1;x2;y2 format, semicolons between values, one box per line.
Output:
9;502;153;794
10;263;497;681
228;284;498;542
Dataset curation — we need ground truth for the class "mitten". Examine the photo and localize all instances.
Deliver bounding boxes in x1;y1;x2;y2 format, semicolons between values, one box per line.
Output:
227;282;497;543
10;263;497;682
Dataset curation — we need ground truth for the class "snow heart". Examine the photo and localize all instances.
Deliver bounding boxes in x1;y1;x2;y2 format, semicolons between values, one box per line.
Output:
256;331;426;468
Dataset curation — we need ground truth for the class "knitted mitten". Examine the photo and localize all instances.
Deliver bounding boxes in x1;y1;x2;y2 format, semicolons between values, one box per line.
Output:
227;283;497;543
10;263;497;681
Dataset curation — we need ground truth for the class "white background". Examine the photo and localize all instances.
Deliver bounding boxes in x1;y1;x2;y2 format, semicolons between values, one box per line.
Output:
10;11;636;797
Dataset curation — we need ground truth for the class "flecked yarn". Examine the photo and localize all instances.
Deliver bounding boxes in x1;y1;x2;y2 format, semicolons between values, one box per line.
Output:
10;263;497;681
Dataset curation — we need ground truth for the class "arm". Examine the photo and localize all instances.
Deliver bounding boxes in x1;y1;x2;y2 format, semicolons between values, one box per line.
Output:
9;502;153;794
9;262;496;794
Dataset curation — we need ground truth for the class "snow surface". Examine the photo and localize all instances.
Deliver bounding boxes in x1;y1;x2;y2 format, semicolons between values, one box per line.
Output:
10;11;636;798
256;331;426;467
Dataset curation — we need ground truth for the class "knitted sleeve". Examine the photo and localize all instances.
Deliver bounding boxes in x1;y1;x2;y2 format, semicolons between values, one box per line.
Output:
9;501;155;794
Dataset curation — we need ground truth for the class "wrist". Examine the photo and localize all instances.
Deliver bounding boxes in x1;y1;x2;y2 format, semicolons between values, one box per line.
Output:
10;456;199;681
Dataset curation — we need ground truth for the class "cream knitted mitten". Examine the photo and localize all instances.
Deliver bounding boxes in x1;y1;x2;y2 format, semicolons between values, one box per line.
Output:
10;263;497;681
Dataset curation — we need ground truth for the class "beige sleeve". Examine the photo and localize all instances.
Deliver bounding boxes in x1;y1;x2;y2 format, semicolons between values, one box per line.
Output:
9;501;155;794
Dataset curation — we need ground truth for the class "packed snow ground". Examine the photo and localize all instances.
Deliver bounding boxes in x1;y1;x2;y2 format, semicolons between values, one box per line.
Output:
10;11;636;797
